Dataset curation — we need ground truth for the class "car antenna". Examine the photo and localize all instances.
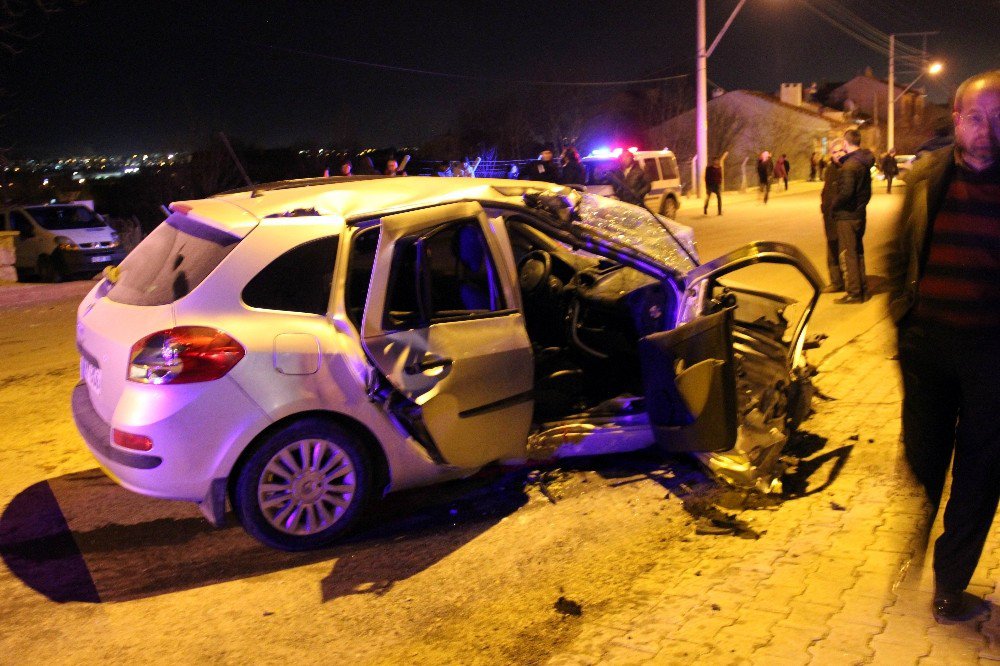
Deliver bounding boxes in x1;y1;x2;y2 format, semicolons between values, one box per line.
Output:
217;132;260;197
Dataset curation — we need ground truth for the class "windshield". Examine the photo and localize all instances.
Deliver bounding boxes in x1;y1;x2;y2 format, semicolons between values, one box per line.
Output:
25;205;104;230
573;193;698;275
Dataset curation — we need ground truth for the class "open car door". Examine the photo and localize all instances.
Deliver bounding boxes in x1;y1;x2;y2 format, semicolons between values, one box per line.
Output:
639;307;738;453
360;202;534;468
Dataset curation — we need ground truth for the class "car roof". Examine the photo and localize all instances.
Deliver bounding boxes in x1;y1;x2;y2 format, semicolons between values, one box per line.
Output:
171;176;565;239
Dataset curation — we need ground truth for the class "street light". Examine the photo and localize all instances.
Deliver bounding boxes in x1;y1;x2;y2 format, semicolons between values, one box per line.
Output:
696;0;747;197
887;31;940;152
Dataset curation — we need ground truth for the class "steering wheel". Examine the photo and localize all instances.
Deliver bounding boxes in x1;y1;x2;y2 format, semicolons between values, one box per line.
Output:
517;250;553;296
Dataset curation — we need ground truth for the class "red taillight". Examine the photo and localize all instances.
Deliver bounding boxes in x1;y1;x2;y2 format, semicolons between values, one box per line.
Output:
113;429;153;451
128;326;245;384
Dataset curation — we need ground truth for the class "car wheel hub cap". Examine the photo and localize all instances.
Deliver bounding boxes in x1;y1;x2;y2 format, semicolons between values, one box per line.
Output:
258;438;357;536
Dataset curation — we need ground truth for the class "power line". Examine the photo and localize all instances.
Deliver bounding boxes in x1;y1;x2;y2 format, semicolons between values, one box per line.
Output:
794;0;925;59
256;42;691;88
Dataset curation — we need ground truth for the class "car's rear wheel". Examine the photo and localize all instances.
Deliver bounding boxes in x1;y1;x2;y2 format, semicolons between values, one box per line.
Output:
660;196;678;219
233;418;374;551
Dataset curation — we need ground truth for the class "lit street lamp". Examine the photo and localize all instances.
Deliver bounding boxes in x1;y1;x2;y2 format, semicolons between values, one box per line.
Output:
696;0;747;197
887;31;941;152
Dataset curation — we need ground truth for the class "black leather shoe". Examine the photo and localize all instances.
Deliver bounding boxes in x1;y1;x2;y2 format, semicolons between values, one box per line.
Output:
821;284;844;294
833;294;866;304
933;589;987;623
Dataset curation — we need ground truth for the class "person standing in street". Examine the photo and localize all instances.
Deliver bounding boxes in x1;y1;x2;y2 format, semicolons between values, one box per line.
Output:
773;154;787;192
887;70;1000;623
881;148;900;193
519;146;561;183
830;129;876;303
779;154;791;190
809;152;819;181
757;151;774;203
704;157;723;215
559;146;586;186
819;139;847;293
609;151;651;207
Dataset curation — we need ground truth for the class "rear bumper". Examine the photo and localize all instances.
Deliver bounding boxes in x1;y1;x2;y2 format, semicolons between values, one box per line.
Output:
72;381;162;470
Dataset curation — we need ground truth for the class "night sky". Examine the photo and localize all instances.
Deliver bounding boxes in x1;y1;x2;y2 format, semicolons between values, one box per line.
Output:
3;0;997;157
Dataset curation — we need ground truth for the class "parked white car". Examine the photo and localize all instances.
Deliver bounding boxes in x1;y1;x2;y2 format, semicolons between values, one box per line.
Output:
1;203;126;282
72;176;822;550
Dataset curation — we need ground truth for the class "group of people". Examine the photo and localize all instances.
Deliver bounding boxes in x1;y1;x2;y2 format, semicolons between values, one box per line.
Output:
816;70;999;624
756;151;791;203
517;145;652;206
808;152;834;181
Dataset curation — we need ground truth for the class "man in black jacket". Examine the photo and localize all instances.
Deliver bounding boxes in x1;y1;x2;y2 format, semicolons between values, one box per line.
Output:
830;129;876;303
819;140;847;292
610;151;651;206
886;69;1000;623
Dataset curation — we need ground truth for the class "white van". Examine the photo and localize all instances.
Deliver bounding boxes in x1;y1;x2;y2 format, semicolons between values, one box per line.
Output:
1;203;126;282
580;148;683;218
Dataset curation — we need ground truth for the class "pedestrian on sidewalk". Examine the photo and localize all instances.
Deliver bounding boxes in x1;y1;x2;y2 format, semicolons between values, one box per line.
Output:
809;152;819;181
757;151;774;203
886;69;1000;623
704;158;723;215
779;154;790;190
773;154;787;192
819;139;847;293
830;128;875;304
881;148;900;193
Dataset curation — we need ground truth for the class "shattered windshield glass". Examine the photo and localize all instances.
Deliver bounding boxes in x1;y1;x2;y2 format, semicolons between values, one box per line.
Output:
573;193;698;275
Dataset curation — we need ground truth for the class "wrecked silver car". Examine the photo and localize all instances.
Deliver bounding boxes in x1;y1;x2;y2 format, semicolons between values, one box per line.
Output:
73;176;821;550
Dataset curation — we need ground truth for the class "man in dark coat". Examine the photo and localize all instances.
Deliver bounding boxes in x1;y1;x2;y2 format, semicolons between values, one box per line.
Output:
819;139;847;292
830;129;876;303
559;146;586;186
519;147;561;183
886;69;1000;623
610;151;651;206
756;151;774;203
881;148;900;193
703;158;723;215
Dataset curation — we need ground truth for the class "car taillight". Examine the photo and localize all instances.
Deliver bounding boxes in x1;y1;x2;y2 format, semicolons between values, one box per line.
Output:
128;326;245;384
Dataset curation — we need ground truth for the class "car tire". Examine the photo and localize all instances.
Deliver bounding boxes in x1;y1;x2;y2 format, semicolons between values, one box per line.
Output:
36;254;63;283
232;418;374;551
660;196;678;219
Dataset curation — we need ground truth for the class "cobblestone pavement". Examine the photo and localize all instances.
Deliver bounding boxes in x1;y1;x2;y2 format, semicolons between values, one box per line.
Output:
547;315;1000;665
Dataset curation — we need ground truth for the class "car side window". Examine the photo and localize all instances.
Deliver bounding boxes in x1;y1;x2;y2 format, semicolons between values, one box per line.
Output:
242;236;338;315
641;159;659;183
659;157;678;180
345;226;380;329
384;219;506;330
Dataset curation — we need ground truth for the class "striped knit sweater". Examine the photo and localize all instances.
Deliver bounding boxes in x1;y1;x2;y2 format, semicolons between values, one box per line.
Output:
912;161;1000;332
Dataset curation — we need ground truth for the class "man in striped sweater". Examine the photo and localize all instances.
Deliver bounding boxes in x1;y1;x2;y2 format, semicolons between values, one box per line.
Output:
887;70;1000;623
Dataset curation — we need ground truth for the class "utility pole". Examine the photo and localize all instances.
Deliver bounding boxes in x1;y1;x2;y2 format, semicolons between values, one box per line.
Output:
695;0;747;198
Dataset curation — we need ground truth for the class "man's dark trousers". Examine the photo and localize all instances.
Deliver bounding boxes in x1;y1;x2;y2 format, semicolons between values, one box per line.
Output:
836;216;866;298
898;323;1000;593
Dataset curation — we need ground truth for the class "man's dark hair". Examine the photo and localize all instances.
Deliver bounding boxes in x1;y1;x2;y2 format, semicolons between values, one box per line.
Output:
844;129;862;147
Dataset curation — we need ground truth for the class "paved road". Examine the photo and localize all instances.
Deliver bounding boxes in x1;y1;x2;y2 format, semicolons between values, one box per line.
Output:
3;183;999;664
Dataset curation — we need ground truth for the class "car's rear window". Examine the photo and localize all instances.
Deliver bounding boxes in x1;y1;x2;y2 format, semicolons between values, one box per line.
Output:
106;213;240;306
25;205;105;230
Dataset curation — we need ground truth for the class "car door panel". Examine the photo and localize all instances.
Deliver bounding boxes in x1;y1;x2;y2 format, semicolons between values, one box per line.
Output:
361;202;534;468
639;307;737;453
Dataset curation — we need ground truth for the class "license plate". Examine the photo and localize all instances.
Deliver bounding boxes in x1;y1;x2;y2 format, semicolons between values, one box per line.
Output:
90;255;111;263
81;357;102;395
